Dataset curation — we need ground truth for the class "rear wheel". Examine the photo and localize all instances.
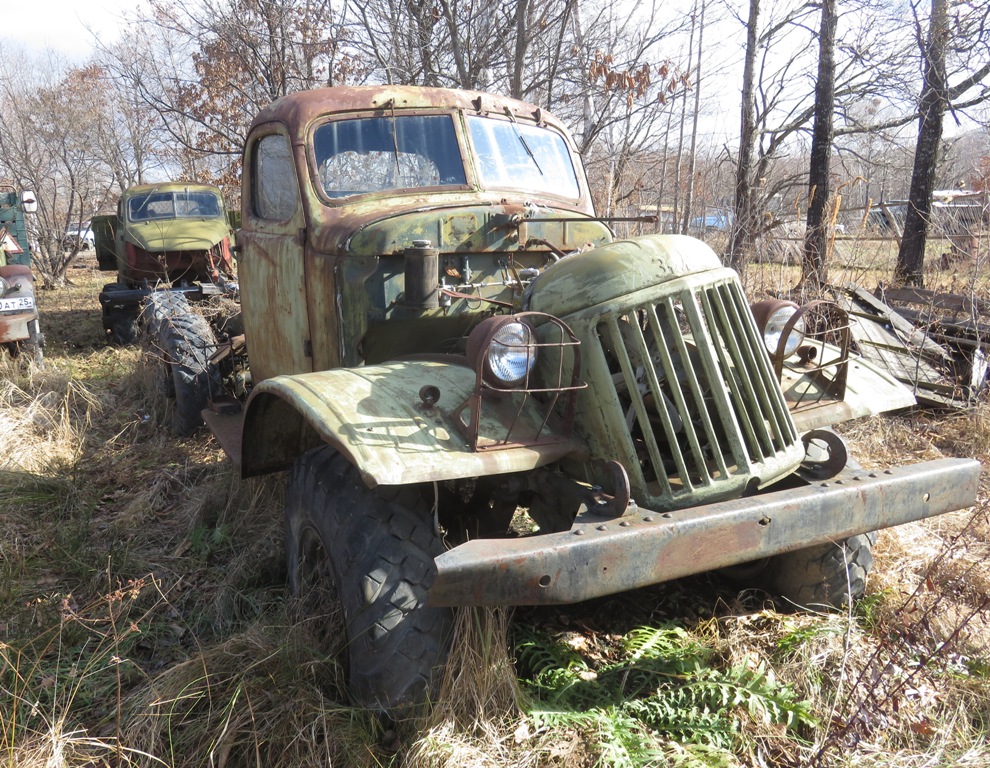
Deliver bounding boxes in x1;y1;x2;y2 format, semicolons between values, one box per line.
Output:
284;446;453;712
764;532;877;609
141;292;219;436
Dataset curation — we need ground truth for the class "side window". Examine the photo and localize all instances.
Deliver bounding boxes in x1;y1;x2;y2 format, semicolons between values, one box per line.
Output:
253;134;297;220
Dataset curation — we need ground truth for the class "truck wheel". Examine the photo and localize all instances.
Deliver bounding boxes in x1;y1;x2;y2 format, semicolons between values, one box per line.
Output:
764;532;877;609
141;293;219;436
284;446;453;712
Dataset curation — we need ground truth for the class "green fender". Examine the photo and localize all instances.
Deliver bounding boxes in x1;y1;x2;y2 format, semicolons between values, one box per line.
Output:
240;358;586;487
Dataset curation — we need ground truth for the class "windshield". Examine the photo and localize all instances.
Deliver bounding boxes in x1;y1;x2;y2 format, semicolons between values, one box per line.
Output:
127;190;223;222
314;115;467;198
466;116;579;199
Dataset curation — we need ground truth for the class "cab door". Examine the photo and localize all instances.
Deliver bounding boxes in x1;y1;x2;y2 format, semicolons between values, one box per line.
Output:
239;127;313;383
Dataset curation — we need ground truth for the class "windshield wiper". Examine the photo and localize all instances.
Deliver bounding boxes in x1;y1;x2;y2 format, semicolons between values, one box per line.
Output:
505;107;543;176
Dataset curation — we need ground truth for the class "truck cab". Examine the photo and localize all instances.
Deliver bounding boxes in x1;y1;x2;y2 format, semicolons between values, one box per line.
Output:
95;181;237;344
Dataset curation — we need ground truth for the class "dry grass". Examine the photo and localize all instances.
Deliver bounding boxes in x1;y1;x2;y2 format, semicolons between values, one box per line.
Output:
4;248;990;767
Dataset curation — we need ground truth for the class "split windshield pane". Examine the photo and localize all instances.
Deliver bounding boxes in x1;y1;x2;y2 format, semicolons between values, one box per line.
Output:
314;115;466;198
128;191;223;222
466;116;579;199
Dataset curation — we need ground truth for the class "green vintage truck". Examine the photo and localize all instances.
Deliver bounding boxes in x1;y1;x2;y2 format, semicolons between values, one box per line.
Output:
94;181;237;346
155;86;978;713
0;187;43;363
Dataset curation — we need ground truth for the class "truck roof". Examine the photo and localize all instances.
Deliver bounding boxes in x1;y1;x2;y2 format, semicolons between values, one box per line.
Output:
250;85;569;135
123;181;223;198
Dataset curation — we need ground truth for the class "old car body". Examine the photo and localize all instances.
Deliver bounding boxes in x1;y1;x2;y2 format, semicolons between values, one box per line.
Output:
95;182;237;343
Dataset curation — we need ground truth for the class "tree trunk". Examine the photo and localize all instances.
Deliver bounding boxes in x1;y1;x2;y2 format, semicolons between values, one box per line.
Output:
681;0;706;235
895;0;949;287
510;0;530;99
727;0;760;273
801;0;838;293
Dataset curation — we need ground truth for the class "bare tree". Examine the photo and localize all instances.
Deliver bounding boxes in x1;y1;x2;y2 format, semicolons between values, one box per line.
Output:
801;0;838;293
895;0;990;286
100;0;353;191
0;49;117;286
726;0;766;273
680;0;708;235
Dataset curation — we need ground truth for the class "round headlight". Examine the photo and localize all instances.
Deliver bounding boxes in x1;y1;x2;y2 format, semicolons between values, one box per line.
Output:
763;305;805;357
750;299;807;358
467;316;539;388
487;321;536;386
0;276;8;295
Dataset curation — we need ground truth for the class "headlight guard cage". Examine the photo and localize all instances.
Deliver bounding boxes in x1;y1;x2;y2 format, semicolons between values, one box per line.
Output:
454;311;586;451
770;300;851;406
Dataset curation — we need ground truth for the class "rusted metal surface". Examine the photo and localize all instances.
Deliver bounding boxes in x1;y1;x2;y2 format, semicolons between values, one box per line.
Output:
240;358;587;485
784;354;916;433
105;182;235;284
202;409;244;466
428;457;981;607
533;254;806;512
240;87;611;383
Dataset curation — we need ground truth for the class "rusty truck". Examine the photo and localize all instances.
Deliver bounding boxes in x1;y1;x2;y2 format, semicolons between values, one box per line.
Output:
94;181;237;347
0;187;44;364
146;86;979;712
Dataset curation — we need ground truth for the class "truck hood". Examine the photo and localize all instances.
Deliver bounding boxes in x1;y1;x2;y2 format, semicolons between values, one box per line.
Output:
330;199;612;256
525;234;723;317
124;218;229;252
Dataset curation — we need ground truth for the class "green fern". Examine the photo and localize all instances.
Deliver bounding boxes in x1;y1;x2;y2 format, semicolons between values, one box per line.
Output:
515;624;816;768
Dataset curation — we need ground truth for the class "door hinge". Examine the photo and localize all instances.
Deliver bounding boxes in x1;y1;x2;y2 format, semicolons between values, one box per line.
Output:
304;339;313;358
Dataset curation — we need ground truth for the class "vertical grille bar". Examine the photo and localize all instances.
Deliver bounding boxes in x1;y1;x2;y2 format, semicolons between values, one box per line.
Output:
677;290;752;472
590;273;800;507
651;297;728;481
719;283;797;446
630;306;699;490
701;286;775;460
603;314;674;497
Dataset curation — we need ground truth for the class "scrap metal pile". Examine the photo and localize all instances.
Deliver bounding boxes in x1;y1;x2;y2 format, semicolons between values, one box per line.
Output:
831;284;989;408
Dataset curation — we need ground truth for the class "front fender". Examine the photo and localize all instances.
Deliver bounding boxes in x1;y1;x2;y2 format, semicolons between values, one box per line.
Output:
241;358;586;487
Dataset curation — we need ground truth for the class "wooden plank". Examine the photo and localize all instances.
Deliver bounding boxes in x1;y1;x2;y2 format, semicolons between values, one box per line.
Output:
837;286;955;363
881;286;990;318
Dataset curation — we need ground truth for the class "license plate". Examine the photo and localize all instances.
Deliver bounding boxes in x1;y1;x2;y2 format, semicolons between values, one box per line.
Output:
0;295;35;312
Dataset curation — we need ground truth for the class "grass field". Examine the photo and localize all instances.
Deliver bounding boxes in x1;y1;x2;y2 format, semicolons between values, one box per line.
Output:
2;245;990;767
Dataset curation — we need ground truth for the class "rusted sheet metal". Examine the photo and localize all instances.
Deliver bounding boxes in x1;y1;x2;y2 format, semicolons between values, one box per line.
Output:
428;457;980;607
240;359;587;485
785;355;916;433
879;286;990;395
254;85;572;150
525;235;723;318
238;216;313;382
202;409;244;466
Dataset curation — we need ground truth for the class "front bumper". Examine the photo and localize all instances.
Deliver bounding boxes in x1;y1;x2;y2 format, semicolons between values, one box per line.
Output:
429;457;981;607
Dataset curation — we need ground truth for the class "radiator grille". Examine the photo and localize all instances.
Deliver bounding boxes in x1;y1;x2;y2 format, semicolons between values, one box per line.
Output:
594;278;799;501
